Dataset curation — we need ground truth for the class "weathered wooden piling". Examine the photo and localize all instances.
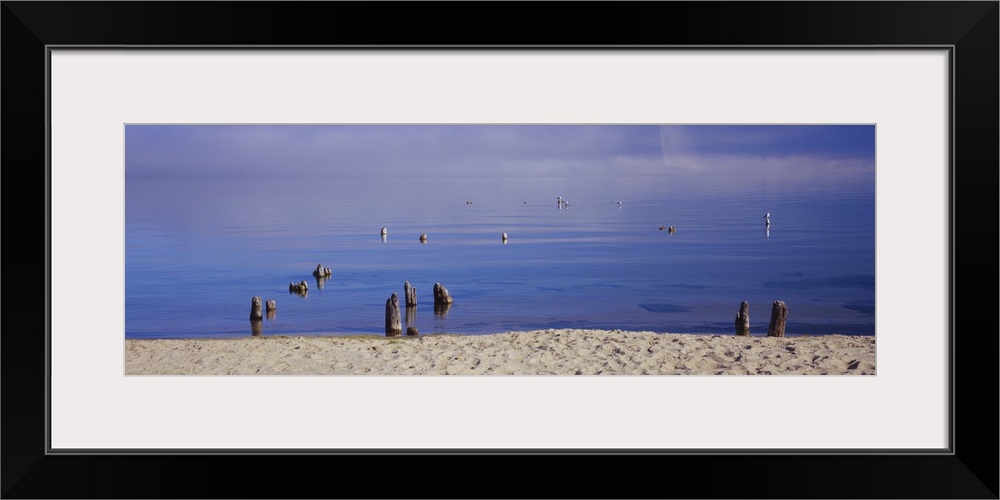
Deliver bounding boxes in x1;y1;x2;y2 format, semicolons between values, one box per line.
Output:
406;326;419;336
313;264;332;277
735;301;750;336
250;296;263;320
404;281;417;307
433;282;453;305
289;280;309;294
767;300;788;337
266;300;276;313
385;293;402;337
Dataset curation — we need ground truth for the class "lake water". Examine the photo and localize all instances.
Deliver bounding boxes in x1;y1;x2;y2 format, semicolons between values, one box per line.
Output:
124;175;876;338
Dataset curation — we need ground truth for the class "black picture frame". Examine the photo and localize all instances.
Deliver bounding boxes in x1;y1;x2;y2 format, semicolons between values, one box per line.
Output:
4;2;997;498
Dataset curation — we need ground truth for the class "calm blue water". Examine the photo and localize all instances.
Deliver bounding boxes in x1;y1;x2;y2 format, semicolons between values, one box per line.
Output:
124;175;876;338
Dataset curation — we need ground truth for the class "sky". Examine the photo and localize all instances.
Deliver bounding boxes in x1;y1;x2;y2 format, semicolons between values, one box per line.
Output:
124;124;876;189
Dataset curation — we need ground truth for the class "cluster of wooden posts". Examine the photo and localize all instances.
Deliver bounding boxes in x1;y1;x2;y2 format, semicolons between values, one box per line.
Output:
735;300;788;337
384;281;453;337
249;262;457;337
254;265;788;338
249;296;277;320
249;264;333;335
286;263;335;297
249;296;278;336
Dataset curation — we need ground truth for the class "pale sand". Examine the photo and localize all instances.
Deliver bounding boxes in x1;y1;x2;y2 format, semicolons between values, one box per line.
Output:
124;329;875;375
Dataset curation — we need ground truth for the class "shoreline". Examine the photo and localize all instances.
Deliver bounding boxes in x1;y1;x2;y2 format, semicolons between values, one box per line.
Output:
125;329;876;375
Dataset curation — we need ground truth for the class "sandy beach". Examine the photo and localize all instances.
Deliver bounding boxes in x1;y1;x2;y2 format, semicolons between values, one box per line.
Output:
124;329;875;375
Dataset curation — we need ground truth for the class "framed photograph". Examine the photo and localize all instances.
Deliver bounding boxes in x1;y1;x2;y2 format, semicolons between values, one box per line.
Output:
5;2;996;498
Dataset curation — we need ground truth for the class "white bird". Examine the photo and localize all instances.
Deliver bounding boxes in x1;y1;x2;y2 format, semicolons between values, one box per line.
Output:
381;227;387;236
763;213;770;219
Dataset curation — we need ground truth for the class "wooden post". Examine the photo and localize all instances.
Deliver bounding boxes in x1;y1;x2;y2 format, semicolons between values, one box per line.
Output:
289;281;308;295
406;326;419;336
250;296;263;320
735;301;750;336
385;293;402;336
433;282;453;305
767;300;788;337
404;281;417;307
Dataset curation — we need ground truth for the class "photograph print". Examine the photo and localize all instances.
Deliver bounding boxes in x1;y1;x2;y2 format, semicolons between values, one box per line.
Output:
124;124;876;375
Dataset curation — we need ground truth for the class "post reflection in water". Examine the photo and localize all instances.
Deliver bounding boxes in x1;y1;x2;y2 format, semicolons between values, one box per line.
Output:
405;305;417;329
250;319;263;336
434;302;451;317
314;274;331;290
